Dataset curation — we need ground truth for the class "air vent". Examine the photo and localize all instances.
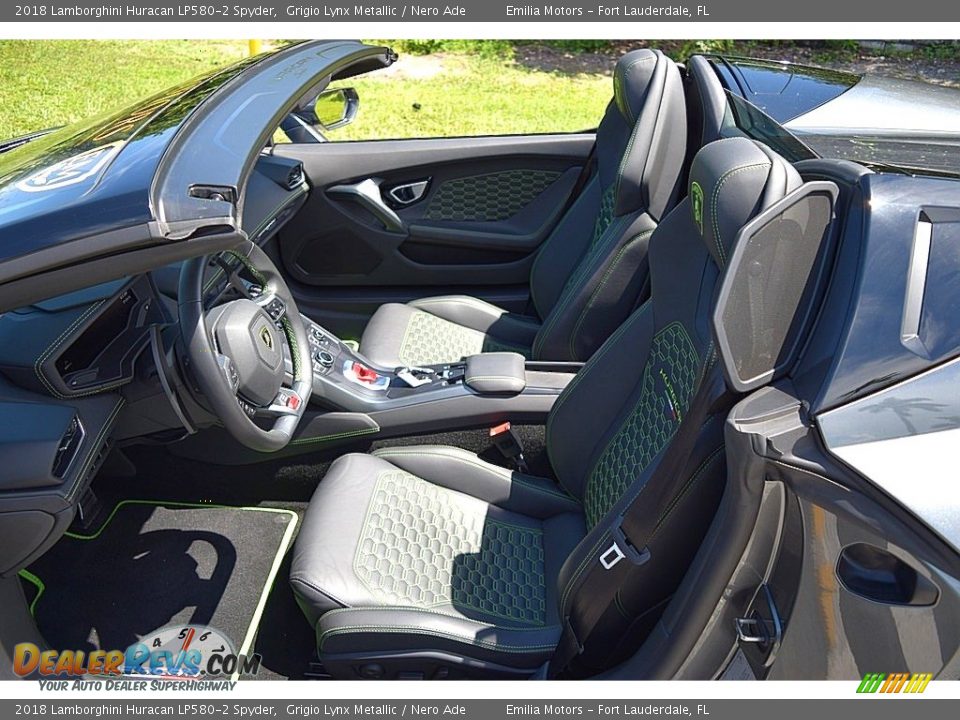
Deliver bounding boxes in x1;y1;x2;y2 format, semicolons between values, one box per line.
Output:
81;438;113;487
52;416;84;478
259;154;307;191
286;164;305;190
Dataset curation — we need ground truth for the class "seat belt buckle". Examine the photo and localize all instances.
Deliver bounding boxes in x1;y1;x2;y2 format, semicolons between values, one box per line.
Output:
599;517;651;571
489;422;529;473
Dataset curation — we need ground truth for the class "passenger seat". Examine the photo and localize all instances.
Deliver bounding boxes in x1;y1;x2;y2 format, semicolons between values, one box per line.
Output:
359;49;687;367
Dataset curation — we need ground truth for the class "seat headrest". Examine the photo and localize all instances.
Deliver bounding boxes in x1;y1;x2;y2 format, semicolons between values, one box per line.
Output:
688;137;803;268
613;49;659;124
608;49;686;220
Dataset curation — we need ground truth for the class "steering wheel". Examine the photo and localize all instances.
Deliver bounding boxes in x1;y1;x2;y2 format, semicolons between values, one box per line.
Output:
178;241;313;452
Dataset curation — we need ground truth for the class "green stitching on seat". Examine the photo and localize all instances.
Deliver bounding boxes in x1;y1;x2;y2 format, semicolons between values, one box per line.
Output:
546;299;651;450
353;470;549;626
583;321;700;528
647;447;723;544
532;203;626;358
529;174;599;318
289;426;380;446
567;229;654;360
373;448;578;504
398;310;528;366
709;162;769;267
320;626;557;653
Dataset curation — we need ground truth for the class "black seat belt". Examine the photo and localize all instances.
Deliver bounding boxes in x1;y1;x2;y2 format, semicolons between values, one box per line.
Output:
562;140;598;217
549;357;727;678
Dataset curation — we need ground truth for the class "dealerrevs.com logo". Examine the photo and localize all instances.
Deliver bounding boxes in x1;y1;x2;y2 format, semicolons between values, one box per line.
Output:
14;625;260;689
857;672;933;694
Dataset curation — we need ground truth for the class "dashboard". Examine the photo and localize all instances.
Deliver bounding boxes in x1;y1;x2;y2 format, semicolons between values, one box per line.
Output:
0;153;308;578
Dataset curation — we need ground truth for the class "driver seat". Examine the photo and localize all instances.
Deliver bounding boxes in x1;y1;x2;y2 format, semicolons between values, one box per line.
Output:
290;138;803;679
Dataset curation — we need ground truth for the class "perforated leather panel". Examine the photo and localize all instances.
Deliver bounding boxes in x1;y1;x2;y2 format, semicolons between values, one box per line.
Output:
354;470;549;626
424;169;561;222
398;310;529;366
583;322;700;527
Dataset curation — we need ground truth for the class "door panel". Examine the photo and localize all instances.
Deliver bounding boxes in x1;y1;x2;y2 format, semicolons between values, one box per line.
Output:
272;134;592;334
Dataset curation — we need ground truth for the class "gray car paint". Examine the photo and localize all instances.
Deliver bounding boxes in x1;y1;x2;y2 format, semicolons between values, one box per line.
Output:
786;75;960;174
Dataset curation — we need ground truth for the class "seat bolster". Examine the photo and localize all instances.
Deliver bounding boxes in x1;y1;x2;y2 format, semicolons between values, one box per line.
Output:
372;446;581;519
534;211;656;361
409;295;541;346
289;453;390;626
358;302;417;368
317;607;560;670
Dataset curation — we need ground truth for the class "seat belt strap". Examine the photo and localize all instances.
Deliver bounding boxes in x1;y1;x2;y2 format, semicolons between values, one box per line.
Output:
562;140;598;217
549;357;723;678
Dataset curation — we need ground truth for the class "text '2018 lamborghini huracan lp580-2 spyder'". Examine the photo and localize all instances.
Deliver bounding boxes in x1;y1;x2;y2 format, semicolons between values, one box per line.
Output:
0;40;959;682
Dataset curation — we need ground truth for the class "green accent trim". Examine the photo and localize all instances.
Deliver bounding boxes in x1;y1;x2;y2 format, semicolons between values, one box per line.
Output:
64;499;296;541
533;195;626;359
48;499;297;682
647;447;723;543
374;448;579;505
529;174;599;319
583;320;700;527
18;569;45;616
567;229;653;360
546;299;651;456
320;625;557;654
690;181;704;235
709;162;769;267
34;299;107;399
353;469;548;626
289;425;380;447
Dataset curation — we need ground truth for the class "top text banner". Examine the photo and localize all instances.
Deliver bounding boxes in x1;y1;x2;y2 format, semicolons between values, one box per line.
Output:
6;0;960;22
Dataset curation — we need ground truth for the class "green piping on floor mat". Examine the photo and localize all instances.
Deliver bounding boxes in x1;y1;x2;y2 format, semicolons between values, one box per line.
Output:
18;568;45;616
64;499;297;540
27;499;298;682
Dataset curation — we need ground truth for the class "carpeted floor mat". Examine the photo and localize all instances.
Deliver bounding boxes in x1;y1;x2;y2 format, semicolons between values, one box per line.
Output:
24;500;296;678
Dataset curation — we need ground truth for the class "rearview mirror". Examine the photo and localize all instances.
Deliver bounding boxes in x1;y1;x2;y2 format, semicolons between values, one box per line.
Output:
303;87;359;130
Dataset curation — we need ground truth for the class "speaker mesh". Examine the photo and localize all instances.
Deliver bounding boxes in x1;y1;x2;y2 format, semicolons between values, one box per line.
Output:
718;193;833;387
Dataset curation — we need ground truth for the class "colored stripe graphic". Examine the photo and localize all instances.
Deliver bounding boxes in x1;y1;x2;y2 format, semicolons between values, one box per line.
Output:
858;672;931;694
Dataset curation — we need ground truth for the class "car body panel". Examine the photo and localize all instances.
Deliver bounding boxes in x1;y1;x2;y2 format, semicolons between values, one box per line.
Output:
712;56;960;175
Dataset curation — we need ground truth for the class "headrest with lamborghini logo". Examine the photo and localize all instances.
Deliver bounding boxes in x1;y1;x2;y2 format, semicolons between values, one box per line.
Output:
688;137;803;268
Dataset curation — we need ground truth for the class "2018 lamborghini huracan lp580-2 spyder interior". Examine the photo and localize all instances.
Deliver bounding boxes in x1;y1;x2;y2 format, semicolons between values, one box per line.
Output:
1;40;959;681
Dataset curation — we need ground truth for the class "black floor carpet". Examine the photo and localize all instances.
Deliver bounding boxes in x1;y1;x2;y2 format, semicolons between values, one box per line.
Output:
26;501;296;678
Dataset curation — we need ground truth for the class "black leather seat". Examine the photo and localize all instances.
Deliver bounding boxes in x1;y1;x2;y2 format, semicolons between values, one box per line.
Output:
290;138;805;679
358;49;687;367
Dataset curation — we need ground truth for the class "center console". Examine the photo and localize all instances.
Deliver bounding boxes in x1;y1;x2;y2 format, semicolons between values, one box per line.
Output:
285;315;580;447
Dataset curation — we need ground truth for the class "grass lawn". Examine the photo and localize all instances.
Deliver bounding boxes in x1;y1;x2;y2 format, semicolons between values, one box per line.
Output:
0;40;611;141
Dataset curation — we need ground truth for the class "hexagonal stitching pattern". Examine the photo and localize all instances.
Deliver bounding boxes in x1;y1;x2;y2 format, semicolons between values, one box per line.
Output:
424;170;561;222
398;310;529;366
354;470;548;626
584;322;700;528
591;183;618;248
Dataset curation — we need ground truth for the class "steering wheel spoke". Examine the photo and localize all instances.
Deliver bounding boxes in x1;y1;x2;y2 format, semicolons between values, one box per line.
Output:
255;292;287;323
215;353;241;394
256;387;304;419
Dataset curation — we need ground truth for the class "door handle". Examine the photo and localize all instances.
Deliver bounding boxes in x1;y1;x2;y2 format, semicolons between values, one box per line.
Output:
327;178;405;233
837;543;939;606
387;179;430;206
